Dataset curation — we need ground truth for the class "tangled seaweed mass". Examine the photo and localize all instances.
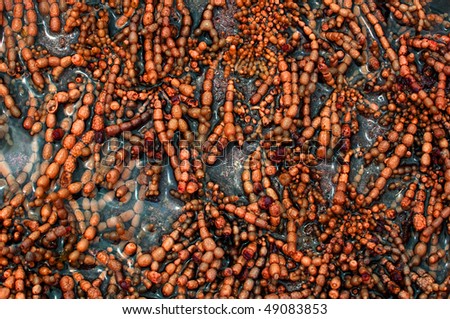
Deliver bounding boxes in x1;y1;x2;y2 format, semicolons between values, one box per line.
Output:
0;0;450;299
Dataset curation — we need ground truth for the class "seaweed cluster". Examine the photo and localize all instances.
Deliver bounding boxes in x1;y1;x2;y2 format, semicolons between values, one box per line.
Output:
0;0;450;299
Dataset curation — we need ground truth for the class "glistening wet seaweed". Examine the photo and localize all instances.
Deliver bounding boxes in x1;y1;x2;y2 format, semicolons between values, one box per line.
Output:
0;0;450;299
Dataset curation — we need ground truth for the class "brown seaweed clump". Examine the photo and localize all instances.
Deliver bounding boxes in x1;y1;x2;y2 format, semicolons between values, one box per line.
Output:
0;0;450;299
